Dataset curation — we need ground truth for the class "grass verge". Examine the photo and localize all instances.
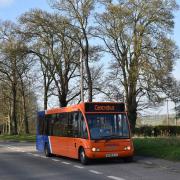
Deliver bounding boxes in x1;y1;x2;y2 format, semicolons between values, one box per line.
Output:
133;137;180;161
0;134;36;142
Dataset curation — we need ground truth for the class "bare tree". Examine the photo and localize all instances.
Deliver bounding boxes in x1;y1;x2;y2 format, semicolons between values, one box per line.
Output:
51;0;97;102
19;9;80;107
0;21;34;134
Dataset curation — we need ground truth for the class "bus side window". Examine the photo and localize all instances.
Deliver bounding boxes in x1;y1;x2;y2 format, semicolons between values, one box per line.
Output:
38;116;44;135
49;114;57;136
73;112;80;137
79;113;88;139
55;113;65;136
59;113;68;137
44;115;50;135
68;112;74;137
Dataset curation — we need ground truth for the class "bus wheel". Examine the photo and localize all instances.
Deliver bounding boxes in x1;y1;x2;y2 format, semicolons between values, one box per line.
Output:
44;143;51;157
79;148;88;165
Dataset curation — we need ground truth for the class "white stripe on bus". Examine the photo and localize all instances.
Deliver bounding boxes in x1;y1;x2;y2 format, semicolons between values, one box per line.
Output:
48;136;52;153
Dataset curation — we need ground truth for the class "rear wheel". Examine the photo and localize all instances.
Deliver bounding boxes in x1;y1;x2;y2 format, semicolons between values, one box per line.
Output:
44;143;52;157
79;148;89;165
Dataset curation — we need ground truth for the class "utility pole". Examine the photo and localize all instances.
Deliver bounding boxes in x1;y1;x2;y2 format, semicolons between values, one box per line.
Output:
175;101;177;126
80;49;84;102
167;98;169;126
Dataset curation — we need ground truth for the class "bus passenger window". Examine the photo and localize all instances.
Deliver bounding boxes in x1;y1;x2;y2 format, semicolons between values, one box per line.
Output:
80;115;88;139
67;113;73;137
38;116;44;135
73;112;80;137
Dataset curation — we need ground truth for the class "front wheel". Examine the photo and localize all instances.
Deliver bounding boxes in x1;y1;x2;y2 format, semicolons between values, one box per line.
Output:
79;148;89;165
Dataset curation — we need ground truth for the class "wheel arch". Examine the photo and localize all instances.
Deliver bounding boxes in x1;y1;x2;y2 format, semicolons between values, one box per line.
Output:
78;146;84;159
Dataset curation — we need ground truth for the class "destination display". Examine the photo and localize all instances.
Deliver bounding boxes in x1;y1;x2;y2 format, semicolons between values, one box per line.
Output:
85;103;125;113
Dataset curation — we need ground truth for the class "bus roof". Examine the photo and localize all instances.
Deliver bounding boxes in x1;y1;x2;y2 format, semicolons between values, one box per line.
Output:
45;102;125;115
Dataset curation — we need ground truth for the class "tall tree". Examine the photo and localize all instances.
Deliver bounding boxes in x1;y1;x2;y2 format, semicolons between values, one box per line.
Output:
96;0;179;131
0;21;30;134
19;9;80;107
51;0;96;102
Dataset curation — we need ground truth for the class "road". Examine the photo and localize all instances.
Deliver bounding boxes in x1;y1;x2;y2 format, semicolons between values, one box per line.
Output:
0;142;180;180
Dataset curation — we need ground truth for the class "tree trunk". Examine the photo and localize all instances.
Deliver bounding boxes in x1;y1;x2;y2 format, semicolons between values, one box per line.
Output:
84;57;93;102
83;29;93;102
44;78;48;110
22;93;29;134
127;93;137;134
12;83;18;135
8;103;12;135
59;93;68;107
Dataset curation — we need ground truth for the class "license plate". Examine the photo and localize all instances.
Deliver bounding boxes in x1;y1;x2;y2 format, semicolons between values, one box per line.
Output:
105;153;118;158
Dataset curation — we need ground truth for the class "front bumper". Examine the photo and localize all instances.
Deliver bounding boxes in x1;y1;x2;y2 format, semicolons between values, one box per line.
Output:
85;149;134;159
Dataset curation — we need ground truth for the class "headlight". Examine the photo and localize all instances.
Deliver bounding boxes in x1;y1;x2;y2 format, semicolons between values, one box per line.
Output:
92;147;100;152
124;146;131;150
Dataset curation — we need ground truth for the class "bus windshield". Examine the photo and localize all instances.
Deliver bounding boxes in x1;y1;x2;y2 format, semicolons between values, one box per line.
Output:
86;114;130;140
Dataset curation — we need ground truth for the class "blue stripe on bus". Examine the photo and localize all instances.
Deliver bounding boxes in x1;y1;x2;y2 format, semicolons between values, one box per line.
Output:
36;111;51;152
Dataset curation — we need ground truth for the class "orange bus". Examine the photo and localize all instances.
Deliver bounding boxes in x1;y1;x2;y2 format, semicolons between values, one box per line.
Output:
36;102;134;164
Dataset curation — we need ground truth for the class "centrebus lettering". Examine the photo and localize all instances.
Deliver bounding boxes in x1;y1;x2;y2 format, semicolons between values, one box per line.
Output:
94;105;115;111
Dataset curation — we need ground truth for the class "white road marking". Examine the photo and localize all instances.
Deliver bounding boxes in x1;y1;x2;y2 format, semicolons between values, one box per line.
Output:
7;147;14;150
61;161;71;165
74;165;84;169
89;170;103;174
107;176;126;180
52;159;60;162
144;161;153;165
33;154;40;157
27;152;33;155
39;156;47;159
14;149;21;152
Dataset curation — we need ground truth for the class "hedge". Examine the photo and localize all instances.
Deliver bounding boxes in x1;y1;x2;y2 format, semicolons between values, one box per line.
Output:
135;126;180;137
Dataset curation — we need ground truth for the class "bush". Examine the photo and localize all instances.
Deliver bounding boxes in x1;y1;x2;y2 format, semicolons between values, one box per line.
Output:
135;126;180;137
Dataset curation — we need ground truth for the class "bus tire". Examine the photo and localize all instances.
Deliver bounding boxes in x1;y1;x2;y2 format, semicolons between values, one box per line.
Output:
123;156;133;163
44;143;52;157
79;148;89;165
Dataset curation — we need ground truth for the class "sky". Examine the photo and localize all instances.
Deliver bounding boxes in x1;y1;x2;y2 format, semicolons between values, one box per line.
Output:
0;0;180;114
173;0;180;80
0;0;179;79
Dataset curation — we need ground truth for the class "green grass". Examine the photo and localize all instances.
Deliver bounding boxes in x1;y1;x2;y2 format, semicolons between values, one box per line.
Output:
0;134;36;142
133;137;180;161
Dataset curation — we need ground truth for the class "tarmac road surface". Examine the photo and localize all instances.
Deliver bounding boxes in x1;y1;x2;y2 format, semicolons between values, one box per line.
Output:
0;141;180;180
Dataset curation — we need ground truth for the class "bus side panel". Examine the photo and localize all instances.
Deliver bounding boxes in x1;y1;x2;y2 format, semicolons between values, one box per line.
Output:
50;136;71;157
49;136;79;159
36;135;49;152
36;111;49;152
